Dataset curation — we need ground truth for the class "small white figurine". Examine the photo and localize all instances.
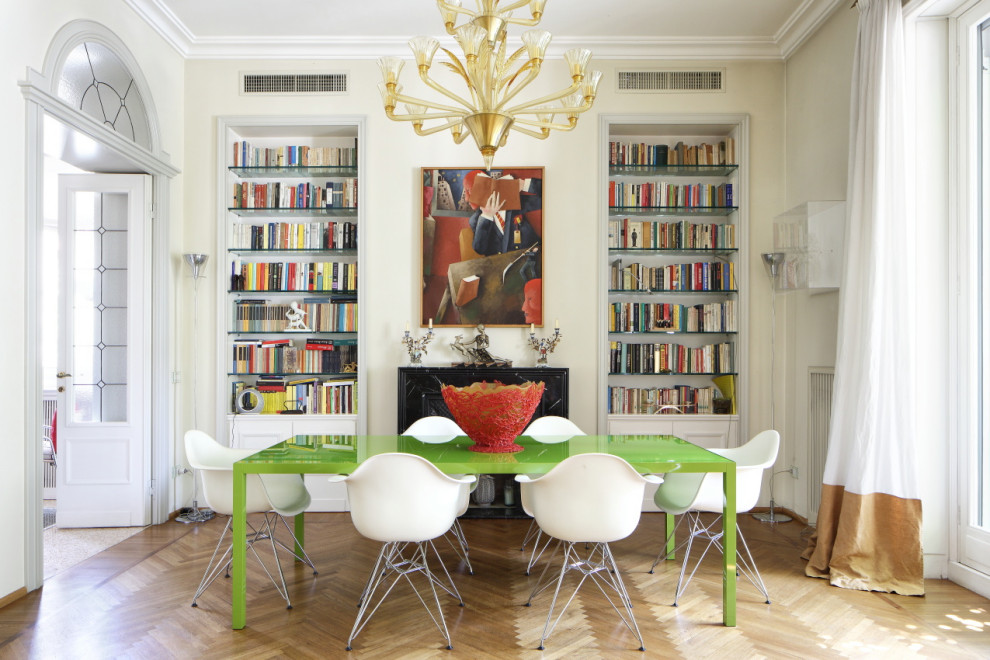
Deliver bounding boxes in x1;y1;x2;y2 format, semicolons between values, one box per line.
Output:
285;301;311;331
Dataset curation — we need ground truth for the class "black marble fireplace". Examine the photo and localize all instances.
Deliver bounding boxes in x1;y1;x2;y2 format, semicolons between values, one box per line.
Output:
396;366;569;433
397;366;569;519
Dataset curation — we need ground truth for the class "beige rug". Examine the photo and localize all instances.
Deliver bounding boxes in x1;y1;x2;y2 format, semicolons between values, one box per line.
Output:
44;525;146;579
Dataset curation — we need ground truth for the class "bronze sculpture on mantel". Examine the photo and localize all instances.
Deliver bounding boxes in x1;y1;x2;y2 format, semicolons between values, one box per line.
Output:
450;324;512;367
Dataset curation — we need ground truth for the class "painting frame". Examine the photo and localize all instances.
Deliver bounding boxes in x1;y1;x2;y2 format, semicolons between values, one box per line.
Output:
420;166;545;328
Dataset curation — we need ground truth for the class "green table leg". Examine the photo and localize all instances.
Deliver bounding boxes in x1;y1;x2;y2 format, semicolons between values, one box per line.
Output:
232;467;247;629
665;511;676;560
723;466;737;627
294;511;305;560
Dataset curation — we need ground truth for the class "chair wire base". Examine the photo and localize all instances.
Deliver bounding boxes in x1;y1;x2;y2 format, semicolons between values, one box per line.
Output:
527;541;646;652
191;513;303;609
658;512;770;606
443;518;473;575
348;540;459;651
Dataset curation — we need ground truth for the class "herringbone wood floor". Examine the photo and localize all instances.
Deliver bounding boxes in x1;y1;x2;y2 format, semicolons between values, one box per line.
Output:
0;513;988;658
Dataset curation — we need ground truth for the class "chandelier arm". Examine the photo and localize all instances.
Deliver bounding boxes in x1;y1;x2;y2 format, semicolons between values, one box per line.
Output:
512;116;577;132
495;60;541;110
503;80;582;115
507;124;551;139
414;119;468;137
496;0;533;13
395;84;471;114
388;107;466;122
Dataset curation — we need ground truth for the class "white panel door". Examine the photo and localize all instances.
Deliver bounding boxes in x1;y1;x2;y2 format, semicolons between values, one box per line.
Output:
56;174;152;528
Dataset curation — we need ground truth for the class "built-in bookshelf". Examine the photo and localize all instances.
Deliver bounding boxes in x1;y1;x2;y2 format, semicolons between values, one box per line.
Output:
217;117;365;511
600;115;748;450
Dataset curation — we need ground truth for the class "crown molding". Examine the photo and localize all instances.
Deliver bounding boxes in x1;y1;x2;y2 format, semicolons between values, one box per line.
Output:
126;0;851;62
776;0;847;60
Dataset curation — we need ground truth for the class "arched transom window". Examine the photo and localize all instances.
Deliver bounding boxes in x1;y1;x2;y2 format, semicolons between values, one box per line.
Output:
57;41;151;150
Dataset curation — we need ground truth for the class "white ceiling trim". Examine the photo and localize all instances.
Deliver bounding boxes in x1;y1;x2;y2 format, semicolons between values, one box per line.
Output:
776;0;847;59
123;0;840;62
123;0;194;56
128;34;788;62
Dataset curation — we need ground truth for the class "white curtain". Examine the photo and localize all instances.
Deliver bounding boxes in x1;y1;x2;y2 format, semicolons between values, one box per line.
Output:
803;0;924;595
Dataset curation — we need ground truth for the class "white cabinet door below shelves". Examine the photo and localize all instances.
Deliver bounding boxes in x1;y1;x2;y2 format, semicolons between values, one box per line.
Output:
228;415;353;512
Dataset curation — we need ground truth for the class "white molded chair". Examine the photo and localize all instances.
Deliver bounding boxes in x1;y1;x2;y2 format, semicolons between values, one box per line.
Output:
329;453;476;652
649;430;779;606
184;430;316;609
518;416;585;575
403;415;465;444
516;453;662;652
402;416;474;574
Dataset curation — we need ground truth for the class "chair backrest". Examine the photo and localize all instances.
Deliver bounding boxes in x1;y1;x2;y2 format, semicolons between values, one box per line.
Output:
184;430;273;516
336;453;474;543
522;415;585;443
520;453;660;543
402;416;465;444
675;430;780;514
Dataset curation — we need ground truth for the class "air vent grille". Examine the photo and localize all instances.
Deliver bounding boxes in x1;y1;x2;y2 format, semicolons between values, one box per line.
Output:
617;70;724;93
242;73;348;95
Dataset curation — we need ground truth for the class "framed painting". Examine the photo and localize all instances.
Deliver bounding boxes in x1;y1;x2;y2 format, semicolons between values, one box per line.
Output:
421;167;544;328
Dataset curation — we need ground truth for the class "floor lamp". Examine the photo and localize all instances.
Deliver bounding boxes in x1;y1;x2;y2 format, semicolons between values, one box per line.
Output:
753;252;792;524
178;254;212;523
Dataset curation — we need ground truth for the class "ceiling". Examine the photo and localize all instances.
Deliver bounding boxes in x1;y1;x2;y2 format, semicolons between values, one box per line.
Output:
125;0;847;61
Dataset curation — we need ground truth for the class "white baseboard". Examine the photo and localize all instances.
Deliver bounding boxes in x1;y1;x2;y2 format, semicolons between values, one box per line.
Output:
948;561;990;599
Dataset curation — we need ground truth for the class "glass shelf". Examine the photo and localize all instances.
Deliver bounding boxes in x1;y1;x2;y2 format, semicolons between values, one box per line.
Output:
608;289;737;295
228;207;358;218
609;164;738;177
228;248;357;257
229;289;358;297
228;330;357;335
229;372;358;377
608;371;738;376
229;165;358;178
608;330;737;335
608;247;737;255
609;206;737;217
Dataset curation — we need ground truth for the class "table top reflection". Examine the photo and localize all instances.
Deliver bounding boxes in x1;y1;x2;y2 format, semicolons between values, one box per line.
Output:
235;433;733;475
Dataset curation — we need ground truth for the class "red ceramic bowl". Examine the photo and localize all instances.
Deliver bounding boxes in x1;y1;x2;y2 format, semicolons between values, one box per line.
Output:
441;381;545;453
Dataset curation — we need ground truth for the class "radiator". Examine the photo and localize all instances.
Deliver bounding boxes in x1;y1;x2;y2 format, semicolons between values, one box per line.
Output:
807;367;834;521
42;393;57;493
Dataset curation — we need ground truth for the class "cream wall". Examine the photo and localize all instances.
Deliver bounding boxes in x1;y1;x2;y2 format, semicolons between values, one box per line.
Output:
1;4;185;599
178;57;784;509
780;8;856;519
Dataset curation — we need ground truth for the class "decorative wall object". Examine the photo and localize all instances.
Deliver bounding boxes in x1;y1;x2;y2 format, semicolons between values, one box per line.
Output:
422;167;544;327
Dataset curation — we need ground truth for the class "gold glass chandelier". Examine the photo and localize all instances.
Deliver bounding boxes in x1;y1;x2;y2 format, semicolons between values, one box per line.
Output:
378;0;601;170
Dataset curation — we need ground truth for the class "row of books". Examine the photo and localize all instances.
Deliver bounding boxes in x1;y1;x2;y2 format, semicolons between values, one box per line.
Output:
231;180;357;210
231;220;357;251
608;219;735;250
609;301;737;333
608;181;734;209
610;261;736;292
232;377;357;415
609;341;734;375
609;139;737;167
231;261;357;292
232;299;357;332
607;385;720;415
231;338;357;374
232;142;357;168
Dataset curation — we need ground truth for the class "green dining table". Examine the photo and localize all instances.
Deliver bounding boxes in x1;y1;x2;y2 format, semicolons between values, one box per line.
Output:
231;433;737;629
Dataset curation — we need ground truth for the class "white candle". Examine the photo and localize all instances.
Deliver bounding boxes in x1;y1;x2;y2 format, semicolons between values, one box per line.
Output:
405;322;410;332
555;318;559;329
530;323;535;333
429;318;433;329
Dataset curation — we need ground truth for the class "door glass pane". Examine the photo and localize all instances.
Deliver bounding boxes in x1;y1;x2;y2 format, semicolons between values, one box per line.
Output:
71;191;127;423
979;20;990;531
